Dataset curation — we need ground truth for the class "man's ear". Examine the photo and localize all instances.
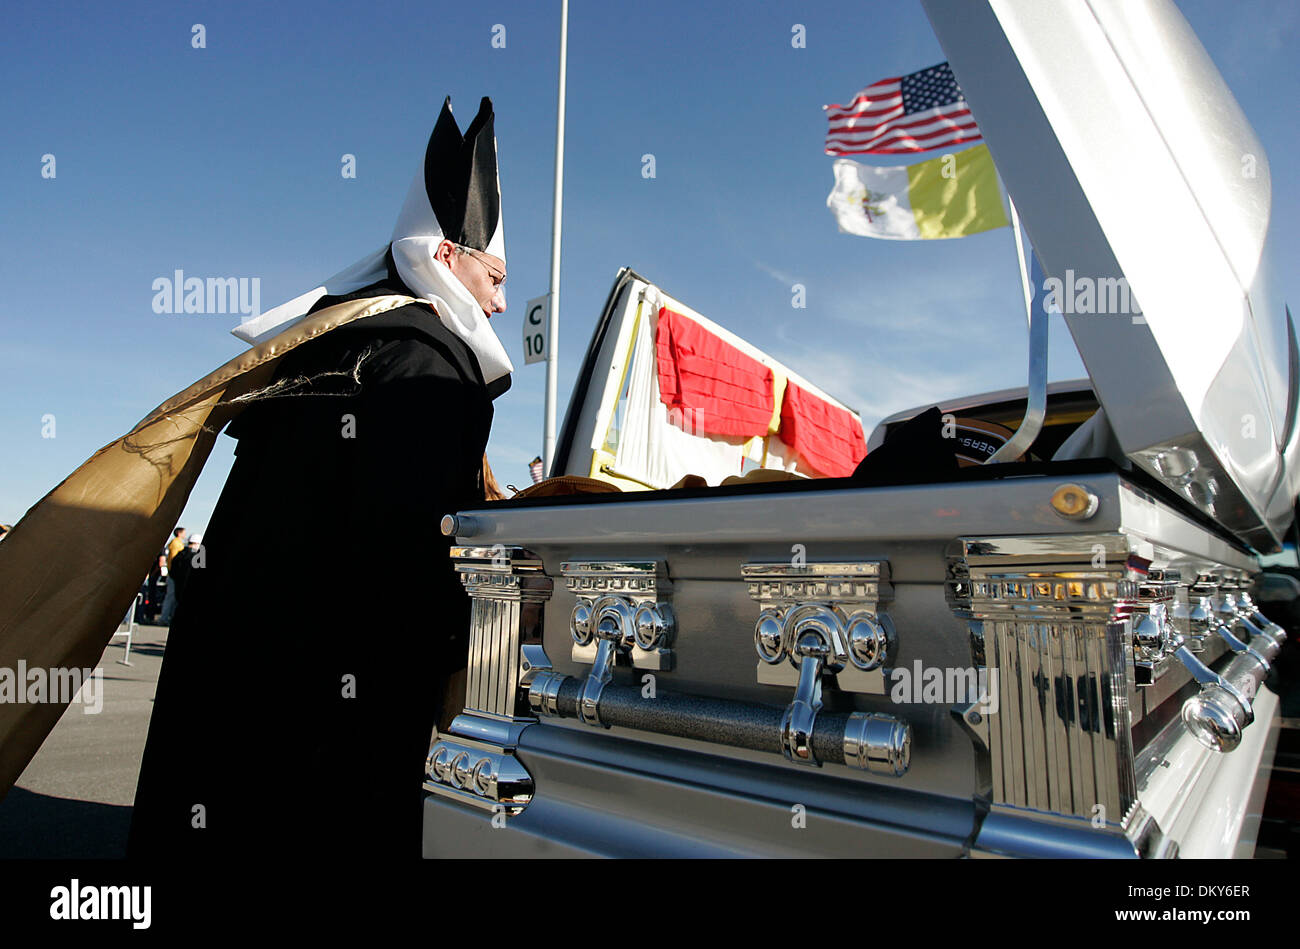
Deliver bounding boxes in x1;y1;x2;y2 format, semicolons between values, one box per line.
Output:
433;240;456;265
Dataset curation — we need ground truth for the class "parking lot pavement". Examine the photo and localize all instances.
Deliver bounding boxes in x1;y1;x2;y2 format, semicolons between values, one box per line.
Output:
0;623;168;858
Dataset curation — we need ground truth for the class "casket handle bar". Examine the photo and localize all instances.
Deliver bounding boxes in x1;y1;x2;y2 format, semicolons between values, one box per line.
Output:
784;629;831;765
1172;622;1277;754
776;606;895;766
1214;622;1276;671
1240;592;1288;645
1166;581;1287;754
1230;591;1288;649
573;596;637;726
526;672;910;777
743;561;897;772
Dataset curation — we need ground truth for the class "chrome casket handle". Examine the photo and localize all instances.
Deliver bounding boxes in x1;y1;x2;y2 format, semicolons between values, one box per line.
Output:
526;673;910;776
1173;632;1270;753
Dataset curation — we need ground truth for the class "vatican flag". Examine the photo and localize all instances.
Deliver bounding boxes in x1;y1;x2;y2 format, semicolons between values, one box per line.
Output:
827;144;1009;240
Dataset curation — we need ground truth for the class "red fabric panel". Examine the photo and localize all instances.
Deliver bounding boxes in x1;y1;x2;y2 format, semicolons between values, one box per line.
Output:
778;381;867;477
655;307;774;438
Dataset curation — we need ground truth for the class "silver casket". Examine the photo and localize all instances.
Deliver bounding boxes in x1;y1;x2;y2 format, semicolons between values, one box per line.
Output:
422;0;1295;858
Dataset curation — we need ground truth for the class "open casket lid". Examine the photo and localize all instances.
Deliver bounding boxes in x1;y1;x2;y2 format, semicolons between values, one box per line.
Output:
921;0;1298;551
555;271;869;489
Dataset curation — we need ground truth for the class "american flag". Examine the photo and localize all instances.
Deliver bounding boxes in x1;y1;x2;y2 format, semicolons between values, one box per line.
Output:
824;62;982;156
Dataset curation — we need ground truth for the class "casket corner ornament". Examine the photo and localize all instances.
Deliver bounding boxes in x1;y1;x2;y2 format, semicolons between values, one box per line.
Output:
945;528;1281;858
423;544;553;815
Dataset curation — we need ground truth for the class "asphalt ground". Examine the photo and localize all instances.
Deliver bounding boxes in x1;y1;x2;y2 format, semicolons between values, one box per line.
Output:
0;623;166;858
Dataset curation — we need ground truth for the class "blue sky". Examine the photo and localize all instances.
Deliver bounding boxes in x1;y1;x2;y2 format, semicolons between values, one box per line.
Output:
1;0;1296;535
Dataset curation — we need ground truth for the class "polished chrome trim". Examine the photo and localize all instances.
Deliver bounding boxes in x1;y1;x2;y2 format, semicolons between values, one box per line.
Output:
1214;624;1272;673
1126;570;1180;686
1184;596;1216;652
527;670;565;717
579;638;620;727
780;631;828;765
450;545;545;568
745;561;895;764
425;735;534;814
561;560;663;575
427;547;554;815
1123;803;1180;859
526;674;911;777
1238;616;1285;653
1172;640;1257;754
953;535;1139;820
1235;593;1288;643
741;562;889;580
843;712;912;777
744;561;894;695
445;715;533;748
453;547;553;722
562;561;675;672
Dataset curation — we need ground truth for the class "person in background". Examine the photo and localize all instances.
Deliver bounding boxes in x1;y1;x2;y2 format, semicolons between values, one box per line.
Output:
140;553;167;624
166;533;202;617
159;527;186;625
166;527;186;565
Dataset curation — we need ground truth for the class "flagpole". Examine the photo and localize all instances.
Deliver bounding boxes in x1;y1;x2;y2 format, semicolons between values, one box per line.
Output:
1008;196;1033;327
543;0;569;477
987;194;1048;463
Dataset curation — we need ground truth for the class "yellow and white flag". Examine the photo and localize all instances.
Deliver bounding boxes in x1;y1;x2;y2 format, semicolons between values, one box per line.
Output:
827;143;1008;240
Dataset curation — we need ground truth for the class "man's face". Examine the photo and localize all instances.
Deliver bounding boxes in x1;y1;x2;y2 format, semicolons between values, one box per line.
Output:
447;246;507;318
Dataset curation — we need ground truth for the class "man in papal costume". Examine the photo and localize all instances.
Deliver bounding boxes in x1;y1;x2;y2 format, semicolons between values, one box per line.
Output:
0;96;514;859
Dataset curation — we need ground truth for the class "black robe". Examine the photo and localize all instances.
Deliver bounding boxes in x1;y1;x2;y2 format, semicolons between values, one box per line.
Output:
128;258;508;860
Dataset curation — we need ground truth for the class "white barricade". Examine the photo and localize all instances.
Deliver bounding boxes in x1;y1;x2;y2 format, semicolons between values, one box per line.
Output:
112;593;140;666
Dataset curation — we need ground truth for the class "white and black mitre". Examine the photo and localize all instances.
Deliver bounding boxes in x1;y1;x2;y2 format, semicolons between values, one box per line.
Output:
234;96;514;385
388;95;512;382
393;96;506;261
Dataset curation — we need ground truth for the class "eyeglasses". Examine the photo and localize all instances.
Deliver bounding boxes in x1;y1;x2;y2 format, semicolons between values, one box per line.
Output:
456;245;507;290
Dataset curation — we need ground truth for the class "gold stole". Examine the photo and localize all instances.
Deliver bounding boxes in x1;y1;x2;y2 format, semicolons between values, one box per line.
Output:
0;294;423;798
